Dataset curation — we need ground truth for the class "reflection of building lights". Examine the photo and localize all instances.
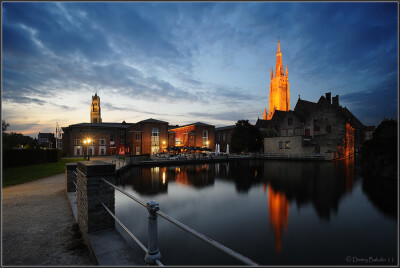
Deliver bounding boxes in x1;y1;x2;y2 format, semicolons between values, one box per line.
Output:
255;170;258;178
162;172;166;184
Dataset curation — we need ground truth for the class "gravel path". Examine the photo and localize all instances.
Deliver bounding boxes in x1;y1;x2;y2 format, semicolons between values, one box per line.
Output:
2;173;94;266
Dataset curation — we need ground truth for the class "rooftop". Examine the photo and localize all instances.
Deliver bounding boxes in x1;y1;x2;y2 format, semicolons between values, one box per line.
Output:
215;125;236;131
65;122;134;129
169;122;215;130
137;118;169;124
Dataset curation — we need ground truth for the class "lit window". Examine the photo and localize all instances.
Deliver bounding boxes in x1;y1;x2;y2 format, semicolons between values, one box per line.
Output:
202;130;208;147
152;128;159;146
285;141;290;149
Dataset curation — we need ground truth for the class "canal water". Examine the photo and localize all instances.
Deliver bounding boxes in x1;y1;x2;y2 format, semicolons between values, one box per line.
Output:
115;159;397;265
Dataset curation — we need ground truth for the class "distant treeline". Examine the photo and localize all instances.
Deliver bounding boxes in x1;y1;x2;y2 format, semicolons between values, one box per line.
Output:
3;149;62;168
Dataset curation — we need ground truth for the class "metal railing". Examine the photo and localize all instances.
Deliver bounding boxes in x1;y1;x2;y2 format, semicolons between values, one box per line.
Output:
100;178;259;266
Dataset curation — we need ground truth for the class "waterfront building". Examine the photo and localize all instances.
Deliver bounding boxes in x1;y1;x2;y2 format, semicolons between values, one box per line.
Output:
127;118;169;156
257;92;363;159
215;125;235;152
168;122;215;150
62;94;215;156
62;122;132;156
264;41;290;120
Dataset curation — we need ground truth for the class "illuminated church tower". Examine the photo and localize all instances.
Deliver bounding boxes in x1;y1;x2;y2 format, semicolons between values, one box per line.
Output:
266;40;290;120
90;93;102;124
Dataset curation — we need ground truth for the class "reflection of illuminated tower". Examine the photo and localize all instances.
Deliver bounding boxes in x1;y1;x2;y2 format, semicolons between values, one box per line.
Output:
268;185;289;253
90;93;102;123
267;41;290;120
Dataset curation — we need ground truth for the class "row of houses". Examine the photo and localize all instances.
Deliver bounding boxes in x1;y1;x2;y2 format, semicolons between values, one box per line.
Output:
61;92;373;159
62;119;215;157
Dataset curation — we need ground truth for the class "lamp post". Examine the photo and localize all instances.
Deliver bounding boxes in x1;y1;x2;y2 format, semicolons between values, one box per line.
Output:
87;139;91;161
84;139;91;161
83;140;87;160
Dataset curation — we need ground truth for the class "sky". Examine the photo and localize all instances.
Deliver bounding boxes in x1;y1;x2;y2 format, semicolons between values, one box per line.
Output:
2;2;398;138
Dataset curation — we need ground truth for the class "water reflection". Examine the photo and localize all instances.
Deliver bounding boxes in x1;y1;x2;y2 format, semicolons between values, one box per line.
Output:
362;175;397;220
117;166;168;195
118;158;395;221
266;184;289;253
117;159;397;265
118;165;215;195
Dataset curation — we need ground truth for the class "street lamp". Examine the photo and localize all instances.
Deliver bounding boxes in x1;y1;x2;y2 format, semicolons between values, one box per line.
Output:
206;140;209;148
83;138;91;160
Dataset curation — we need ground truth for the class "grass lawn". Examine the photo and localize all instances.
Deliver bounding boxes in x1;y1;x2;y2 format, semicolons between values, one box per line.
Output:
3;158;86;187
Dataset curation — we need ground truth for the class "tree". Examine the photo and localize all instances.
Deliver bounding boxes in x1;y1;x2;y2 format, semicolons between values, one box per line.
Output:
230;120;263;153
361;118;397;180
2;120;10;132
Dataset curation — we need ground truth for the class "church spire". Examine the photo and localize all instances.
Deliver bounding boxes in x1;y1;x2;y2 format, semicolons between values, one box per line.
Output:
275;40;284;77
271;68;274;80
263;108;267;120
285;65;288;77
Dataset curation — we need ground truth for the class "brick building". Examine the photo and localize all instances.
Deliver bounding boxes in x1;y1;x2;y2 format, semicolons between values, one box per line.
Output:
168;122;215;150
62;94;215;156
215;125;235;152
127;118;169;156
62;122;132;157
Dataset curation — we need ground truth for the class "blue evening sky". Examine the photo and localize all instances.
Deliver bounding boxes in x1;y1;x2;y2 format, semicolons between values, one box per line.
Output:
2;2;398;137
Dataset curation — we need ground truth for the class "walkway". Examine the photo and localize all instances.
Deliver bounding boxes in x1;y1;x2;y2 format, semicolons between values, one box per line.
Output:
2;174;94;266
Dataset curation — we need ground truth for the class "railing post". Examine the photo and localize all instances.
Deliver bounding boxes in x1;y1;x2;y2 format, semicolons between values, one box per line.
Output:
145;200;161;264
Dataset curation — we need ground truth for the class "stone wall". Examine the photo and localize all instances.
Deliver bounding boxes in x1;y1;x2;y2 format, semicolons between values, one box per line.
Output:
76;161;116;248
65;162;77;193
264;136;314;155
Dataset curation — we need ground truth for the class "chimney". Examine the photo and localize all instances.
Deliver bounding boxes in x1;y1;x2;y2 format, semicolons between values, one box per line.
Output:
325;92;331;104
332;95;339;106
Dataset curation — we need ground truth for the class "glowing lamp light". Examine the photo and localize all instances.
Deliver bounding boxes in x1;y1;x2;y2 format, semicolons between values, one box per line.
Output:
163;141;166;145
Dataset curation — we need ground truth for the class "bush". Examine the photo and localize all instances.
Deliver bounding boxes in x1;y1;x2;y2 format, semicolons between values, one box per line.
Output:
3;149;62;168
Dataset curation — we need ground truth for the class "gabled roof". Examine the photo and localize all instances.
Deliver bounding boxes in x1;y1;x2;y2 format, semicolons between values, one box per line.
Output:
38;133;54;138
340;107;364;128
295;99;317;115
169;121;215;130
66;122;134;129
215;125;235;131
270;110;290;121
137;118;169;124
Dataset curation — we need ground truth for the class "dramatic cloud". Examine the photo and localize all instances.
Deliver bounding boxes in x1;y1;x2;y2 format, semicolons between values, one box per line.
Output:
1;2;398;137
